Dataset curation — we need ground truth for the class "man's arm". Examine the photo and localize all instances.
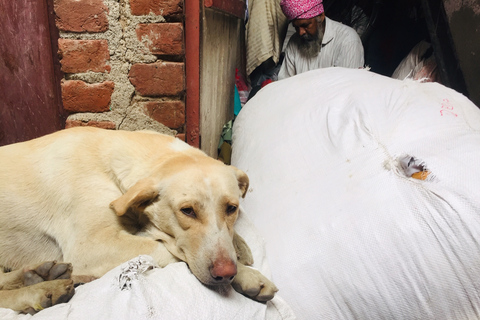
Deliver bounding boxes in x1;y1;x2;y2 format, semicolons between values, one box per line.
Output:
278;43;297;80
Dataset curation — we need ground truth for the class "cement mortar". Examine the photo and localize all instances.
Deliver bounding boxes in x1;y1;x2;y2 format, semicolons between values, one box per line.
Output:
62;0;175;135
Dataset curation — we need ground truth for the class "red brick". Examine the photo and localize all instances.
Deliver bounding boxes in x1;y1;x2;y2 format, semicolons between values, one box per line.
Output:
65;120;116;129
175;133;185;141
54;0;109;32
129;62;184;96
143;100;185;129
62;80;115;113
130;0;183;16
58;39;110;73
136;23;184;55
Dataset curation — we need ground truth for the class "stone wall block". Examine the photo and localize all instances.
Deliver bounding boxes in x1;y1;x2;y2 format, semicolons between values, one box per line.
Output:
58;39;111;73
54;0;109;32
130;0;183;16
136;23;184;55
143;100;185;129
62;80;115;113
128;62;185;96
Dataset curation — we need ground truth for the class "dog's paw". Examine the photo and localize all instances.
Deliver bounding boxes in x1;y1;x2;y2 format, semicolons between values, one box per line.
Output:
71;274;98;285
21;279;75;314
233;232;254;266
231;263;278;302
23;261;73;286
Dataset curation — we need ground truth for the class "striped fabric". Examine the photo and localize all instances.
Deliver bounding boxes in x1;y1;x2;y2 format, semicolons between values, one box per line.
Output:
246;0;289;76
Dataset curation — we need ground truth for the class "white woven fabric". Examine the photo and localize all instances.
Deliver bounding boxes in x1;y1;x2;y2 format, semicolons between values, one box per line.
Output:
232;67;480;319
0;213;296;320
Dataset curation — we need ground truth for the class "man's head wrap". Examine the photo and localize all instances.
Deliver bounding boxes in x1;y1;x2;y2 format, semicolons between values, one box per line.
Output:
280;0;324;21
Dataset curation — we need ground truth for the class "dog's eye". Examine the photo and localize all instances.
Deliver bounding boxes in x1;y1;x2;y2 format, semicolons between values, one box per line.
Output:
226;205;237;215
181;207;196;218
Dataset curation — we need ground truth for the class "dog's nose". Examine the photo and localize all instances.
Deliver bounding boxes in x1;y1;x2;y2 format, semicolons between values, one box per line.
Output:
210;259;237;282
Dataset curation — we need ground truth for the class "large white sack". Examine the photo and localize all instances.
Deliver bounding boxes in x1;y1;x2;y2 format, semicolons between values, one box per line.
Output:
232;67;480;319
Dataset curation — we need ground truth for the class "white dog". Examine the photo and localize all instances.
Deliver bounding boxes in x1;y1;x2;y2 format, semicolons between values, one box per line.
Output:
0;127;277;313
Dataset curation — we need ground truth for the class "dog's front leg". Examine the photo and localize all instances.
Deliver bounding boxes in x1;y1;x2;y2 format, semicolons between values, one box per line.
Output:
0;261;72;290
233;232;254;266
0;279;74;314
231;263;278;302
0;269;24;290
148;239;181;268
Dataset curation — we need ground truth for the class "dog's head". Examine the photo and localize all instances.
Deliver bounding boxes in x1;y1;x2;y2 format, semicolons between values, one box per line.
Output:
110;153;248;286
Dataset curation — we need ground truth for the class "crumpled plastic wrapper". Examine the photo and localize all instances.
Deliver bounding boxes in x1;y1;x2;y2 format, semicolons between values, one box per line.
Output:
118;255;158;290
398;155;435;181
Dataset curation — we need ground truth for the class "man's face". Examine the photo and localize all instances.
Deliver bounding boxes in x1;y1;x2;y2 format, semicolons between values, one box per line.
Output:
292;14;325;58
292;14;324;42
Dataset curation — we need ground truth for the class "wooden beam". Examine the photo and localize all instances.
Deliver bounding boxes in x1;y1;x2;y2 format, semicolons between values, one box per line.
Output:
184;0;201;148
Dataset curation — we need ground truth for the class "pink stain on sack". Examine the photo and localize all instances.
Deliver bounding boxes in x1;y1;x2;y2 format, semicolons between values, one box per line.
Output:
440;98;458;117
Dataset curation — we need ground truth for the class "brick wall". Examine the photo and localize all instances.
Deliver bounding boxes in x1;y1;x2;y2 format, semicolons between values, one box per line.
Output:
54;0;185;138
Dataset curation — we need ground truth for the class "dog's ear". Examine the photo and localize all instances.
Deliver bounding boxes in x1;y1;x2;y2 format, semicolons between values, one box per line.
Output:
230;166;249;198
110;178;159;216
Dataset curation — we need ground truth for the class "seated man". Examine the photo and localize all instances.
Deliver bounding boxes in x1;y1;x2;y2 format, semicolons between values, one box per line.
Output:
278;0;364;80
391;40;440;83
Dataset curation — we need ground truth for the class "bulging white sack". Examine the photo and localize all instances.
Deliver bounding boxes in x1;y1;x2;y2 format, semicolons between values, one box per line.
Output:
232;67;480;319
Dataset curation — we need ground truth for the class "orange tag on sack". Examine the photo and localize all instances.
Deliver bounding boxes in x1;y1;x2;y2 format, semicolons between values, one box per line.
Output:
411;171;430;180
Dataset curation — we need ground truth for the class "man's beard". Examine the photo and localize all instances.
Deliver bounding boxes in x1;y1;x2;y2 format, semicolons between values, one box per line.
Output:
297;26;324;59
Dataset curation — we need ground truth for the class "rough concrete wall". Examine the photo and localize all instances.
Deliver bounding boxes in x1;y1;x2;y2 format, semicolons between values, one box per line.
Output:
442;0;480;107
54;0;185;136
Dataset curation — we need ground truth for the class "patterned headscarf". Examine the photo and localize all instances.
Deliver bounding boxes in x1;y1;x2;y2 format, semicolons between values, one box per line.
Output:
280;0;324;21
